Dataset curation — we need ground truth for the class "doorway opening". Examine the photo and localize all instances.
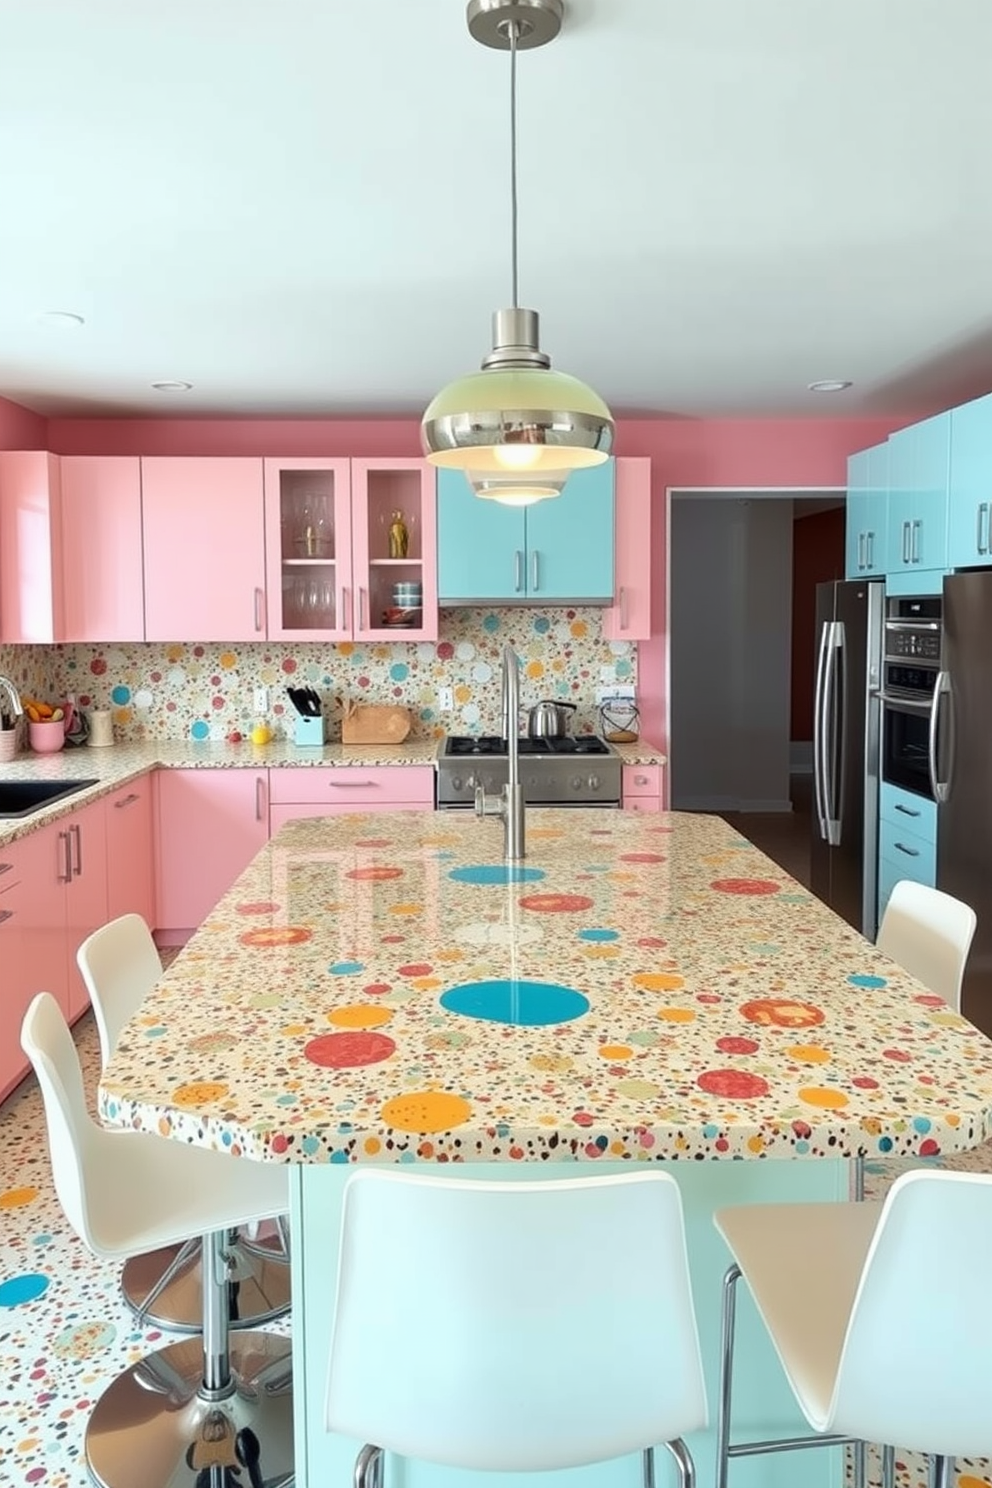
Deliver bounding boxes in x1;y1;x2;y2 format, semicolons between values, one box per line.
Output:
667;488;845;886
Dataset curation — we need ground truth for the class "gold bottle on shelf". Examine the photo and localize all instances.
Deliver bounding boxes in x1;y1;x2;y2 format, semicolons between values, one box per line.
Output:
388;510;409;559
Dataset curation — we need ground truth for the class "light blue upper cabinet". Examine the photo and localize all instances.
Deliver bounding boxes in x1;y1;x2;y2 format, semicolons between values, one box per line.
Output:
845;442;887;578
947;392;992;569
884;413;949;576
524;463;614;601
437;460;615;603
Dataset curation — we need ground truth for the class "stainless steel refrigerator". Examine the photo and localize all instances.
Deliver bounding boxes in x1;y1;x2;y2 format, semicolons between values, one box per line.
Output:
936;570;992;1036
810;579;884;937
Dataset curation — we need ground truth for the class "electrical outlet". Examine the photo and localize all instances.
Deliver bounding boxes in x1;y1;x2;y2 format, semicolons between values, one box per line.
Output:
438;686;454;712
253;686;269;714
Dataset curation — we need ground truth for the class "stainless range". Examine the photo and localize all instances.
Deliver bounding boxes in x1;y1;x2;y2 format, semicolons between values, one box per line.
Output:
437;735;622;809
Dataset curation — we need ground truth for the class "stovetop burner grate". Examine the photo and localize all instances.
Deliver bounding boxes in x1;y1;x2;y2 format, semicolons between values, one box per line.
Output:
444;734;612;758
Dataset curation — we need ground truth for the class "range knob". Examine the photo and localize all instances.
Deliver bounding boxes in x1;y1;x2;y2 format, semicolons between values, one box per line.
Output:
451;775;463;791
570;775;583;791
588;774;601;791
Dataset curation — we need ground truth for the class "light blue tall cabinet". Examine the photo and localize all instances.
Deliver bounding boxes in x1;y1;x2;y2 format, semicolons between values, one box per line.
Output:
437;462;615;602
884;412;949;588
947;391;992;567
844;442;887;577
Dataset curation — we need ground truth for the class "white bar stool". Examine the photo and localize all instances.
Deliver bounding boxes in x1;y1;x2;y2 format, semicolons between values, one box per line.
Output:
77;913;291;1332
21;991;294;1488
714;1170;992;1488
326;1169;708;1487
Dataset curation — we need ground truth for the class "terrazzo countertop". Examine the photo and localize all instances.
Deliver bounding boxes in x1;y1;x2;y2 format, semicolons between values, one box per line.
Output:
0;737;666;845
98;808;992;1165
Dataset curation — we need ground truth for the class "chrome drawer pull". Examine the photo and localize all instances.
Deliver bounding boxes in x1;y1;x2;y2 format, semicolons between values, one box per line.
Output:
328;780;377;789
894;802;921;817
894;841;921;857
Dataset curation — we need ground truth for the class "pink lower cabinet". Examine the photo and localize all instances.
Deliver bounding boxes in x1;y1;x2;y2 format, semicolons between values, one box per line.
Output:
622;764;664;812
0;844;37;1100
268;766;436;833
63;798;110;1021
106;776;155;927
155;769;269;939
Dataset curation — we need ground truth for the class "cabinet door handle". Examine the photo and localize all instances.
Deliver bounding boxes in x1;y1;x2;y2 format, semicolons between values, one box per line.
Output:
866;530;875;568
978;503;990;555
58;829;72;884
619;586;628;630
911;519;921;564
634;774;648;785
857;532;866;570
894;841;921;857
0;908;12;926
114;792;139;809
341;588;350;630
0;860;13;877
359;587;367;631
531;551;540;591
254;587;265;633
255;775;267;822
901;520;911;564
514;550;523;593
70;823;82;877
328;780;376;789
894;802;921;818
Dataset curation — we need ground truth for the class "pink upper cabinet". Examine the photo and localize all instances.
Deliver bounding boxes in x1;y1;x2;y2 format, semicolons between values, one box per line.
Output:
61;456;145;642
603;457;654;643
263;459;353;641
350;459;437;641
142;457;267;642
0;451;64;643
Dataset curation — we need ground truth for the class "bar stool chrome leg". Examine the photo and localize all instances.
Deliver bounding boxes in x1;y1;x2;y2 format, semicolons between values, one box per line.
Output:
121;1227;291;1333
85;1230;294;1488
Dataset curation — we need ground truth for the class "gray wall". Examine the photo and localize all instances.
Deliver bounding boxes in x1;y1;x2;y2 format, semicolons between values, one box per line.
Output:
669;496;794;812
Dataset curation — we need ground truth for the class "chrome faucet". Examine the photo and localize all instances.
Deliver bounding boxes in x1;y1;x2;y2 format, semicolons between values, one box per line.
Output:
0;675;23;722
475;644;526;861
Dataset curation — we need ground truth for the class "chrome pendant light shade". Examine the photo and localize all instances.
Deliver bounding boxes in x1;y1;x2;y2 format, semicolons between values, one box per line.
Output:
421;0;613;504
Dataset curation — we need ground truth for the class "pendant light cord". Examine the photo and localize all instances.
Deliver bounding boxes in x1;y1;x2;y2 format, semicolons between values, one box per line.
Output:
509;19;519;309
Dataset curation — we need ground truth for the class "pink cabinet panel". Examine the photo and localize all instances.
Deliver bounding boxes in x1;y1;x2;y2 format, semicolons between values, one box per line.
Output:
350;459;438;641
106;776;155;929
0;451;64;643
263;459;353;640
622;764;664;812
155;769;269;933
604;457;653;642
63;797;109;1023
0;848;33;1101
268;766;435;807
8;822;71;1030
142;458;266;642
61;456;144;641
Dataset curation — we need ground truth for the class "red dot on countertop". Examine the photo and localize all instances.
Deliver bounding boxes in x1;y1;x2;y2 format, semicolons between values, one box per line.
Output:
852;1075;879;1089
397;962;433;977
364;983;392;996
347;866;404;881
619;852;666;863
882;1048;912;1062
918;1138;940;1157
305;1031;396;1068
519;893;594;913
716;1036;759;1055
710;878;781;895
697;1069;770;1100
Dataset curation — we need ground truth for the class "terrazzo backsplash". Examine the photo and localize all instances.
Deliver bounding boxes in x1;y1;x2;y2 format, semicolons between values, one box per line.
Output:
37;609;636;742
0;644;49;716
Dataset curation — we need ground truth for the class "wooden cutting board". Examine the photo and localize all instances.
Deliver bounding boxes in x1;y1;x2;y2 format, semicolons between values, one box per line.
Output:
341;702;412;745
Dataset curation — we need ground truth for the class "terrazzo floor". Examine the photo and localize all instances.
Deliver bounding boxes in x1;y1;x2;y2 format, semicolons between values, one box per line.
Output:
2;968;991;1487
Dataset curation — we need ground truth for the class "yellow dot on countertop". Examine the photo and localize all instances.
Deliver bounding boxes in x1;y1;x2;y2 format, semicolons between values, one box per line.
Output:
219;651;237;669
411;976;443;991
454;683;472;704
0;1186;38;1208
747;1134;765;1153
929;1011;969;1028
799;1086;849;1109
525;660;544;678
570;620;587;638
530;1053;574;1073
281;1022;309;1036
381;1090;472;1134
389;902;422;916
528;827;564;839
599;1044;633;1061
173;1081;229;1107
616;1078;662;1100
787;1045;831;1063
634;973;685;992
364;1137;382;1155
583;944;619;959
338;642;355;656
435;948;465;962
658;1007;695;1023
327;1005;393;1030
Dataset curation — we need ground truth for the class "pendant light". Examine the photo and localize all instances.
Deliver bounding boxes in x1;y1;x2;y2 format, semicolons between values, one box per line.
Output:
421;0;614;505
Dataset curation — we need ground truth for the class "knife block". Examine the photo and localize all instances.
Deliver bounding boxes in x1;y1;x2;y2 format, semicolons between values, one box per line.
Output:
294;715;325;748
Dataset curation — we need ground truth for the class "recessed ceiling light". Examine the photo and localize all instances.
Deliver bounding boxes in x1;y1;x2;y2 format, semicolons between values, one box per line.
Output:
808;379;853;393
37;310;85;328
151;380;193;392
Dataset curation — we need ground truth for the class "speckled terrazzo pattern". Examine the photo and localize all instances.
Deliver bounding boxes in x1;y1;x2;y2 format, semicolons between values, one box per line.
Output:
43;608;636;742
98;810;992;1165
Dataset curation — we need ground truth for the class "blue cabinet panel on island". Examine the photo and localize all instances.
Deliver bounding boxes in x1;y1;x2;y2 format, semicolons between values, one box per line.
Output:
438;461;615;603
948;392;992;569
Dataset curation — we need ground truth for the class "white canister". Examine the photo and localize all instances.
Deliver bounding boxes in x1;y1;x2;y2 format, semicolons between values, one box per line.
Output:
88;709;114;747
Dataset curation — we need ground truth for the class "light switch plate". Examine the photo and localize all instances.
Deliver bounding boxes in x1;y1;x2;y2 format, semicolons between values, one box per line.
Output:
438;687;454;712
253;686;269;714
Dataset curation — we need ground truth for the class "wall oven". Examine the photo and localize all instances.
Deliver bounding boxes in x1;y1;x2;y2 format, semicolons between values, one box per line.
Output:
880;596;943;801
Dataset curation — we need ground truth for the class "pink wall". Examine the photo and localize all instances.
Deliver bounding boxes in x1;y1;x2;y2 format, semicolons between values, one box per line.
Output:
0;396;46;450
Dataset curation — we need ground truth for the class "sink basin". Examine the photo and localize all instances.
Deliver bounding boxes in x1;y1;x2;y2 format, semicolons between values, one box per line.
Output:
0;779;99;819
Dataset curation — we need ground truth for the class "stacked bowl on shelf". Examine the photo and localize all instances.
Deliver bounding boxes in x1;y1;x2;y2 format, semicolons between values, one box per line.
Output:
383;581;422;628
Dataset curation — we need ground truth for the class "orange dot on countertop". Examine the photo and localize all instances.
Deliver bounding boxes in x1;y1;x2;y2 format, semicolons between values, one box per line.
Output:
327;1005;393;1030
634;972;684;992
740;997;825;1028
236;901;280;916
518;892;594;913
799;1086;849;1109
346;865;404;881
710;878;781;895
381;1089;472;1134
389;902;423;916
598;1044;633;1060
0;1186;38;1208
788;1044;831;1063
173;1081;229;1107
239;926;313;948
658;1007;695;1023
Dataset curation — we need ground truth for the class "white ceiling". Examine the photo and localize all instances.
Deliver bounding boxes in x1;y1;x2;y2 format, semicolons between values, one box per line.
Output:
2;0;992;420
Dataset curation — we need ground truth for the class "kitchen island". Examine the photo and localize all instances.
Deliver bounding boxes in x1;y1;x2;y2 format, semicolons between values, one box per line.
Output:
99;808;992;1488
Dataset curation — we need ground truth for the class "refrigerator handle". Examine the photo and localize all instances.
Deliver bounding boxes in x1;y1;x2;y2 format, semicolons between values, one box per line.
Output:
812;622;830;839
823;621;843;846
929;670;953;804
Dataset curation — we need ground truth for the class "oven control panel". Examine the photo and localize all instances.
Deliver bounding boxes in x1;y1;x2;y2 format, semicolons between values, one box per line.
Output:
884;625;942;663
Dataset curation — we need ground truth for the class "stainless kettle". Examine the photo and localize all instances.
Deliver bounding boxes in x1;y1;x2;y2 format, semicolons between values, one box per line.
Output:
527;699;576;740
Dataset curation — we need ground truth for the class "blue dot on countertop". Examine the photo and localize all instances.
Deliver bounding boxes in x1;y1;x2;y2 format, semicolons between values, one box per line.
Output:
848;973;888;989
448;864;546;886
190;720;210;741
0;1273;49;1307
440;979;590;1027
329;960;364;975
578;928;619;942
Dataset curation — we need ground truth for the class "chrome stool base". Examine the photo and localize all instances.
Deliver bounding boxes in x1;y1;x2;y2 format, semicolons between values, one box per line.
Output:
85;1331;294;1488
121;1235;291;1333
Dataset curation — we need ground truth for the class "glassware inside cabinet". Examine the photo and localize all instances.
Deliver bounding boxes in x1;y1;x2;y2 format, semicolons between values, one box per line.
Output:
282;570;336;631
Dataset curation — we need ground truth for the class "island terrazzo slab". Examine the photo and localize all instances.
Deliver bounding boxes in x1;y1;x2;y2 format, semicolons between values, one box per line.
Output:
98;809;992;1164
